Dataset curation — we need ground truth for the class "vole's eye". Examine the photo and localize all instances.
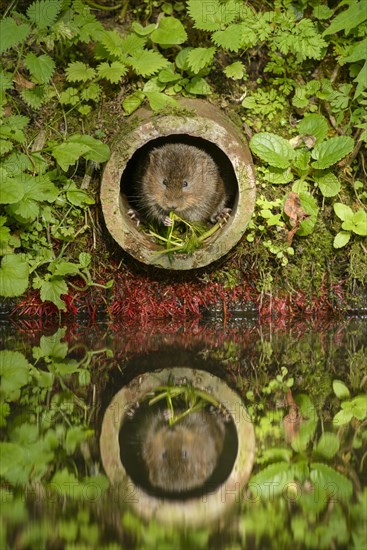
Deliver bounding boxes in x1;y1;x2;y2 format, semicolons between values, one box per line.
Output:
162;178;168;187
182;449;188;459
182;180;189;188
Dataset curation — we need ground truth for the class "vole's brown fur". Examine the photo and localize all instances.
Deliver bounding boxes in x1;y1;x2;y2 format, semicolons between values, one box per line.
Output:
138;143;228;226
142;410;225;493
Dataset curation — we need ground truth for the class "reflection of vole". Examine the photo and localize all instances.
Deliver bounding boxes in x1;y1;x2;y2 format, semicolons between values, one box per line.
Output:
142;410;225;493
137;143;229;227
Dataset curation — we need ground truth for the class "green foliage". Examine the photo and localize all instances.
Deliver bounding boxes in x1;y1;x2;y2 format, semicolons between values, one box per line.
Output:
333;203;367;248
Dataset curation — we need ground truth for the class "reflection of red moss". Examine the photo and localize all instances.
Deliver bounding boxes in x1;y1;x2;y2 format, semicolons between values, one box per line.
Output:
11;269;346;320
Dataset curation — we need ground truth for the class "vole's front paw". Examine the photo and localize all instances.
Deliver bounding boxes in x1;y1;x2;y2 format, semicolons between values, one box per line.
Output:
162;215;173;226
212;208;232;227
128;208;141;226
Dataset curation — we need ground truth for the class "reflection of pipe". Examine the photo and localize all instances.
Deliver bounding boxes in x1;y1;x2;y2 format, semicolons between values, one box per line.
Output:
100;367;255;527
101;99;256;270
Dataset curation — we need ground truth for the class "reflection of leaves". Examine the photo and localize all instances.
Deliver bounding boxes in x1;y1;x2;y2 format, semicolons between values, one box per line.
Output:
0;350;29;401
313;432;340;459
310;463;353;501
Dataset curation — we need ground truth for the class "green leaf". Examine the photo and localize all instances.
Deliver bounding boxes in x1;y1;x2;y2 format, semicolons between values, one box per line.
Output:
333;231;351;248
66;62;96;83
311;136;354;169
187;47;216;73
122;92;144;115
81;83;101;102
66;184;95;207
343;37;367;64
52;142;90;171
20;86;48;109
313;171;340;197
187;0;239;31
33;328;67;360
297;114;329;144
129;50;169;77
212;23;248;52
224;61;246;80
334;202;354;221
250;133;295;169
333;380;350;400
97;61;127;83
353;59;367;99
158;67;181;83
264;167;293;184
323;1;367;36
0;350;29;401
27;0;63;29
0;18;30;54
131;22;156;36
65;427;93;455
59;87;79;106
68;135;110;164
51;262;81;277
0;168;25;204
175;48;193;71
297;192;319;236
185;77;212;95
144;92;178;112
150;17;187;45
0;255;29;297
24;53;55;84
333;408;353;425
310;463;353;501
348;210;367;236
313;432;340;459
249;462;297;497
39;277;68;310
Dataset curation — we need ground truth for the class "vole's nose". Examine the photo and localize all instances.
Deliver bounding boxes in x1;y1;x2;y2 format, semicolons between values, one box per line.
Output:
167;204;177;210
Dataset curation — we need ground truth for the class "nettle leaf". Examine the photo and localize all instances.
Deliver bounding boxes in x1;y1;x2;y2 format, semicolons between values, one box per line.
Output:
224;61;245;80
333;231;351;248
175;47;193;71
27;0;63;29
297;114;329;144
249;462;296;497
129;49;169;76
333;202;353;221
250;133;295;169
120;33;146;56
354;60;367;99
313;171;340;197
0;350;29;401
97;62;127;83
311;136;354;169
0;71;13;93
212;23;252;52
313;432;340;460
297;192;319;236
24;53;55;84
20;86;48;109
66;62;96;83
310;463;353;501
0;254;29;297
323;1;367;36
150;17;187;45
0;168;25;204
145;92;178;112
39;277;68;310
185;77;212;95
158;67;181;84
187;47;216;73
187;0;240;31
0;18;30;54
99;30;127;58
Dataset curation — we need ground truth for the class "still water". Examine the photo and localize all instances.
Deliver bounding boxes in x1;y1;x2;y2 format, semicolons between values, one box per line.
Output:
1;315;366;549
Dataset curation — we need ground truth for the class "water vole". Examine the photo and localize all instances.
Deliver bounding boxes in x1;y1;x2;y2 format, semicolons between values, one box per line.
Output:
142;409;225;493
133;143;230;227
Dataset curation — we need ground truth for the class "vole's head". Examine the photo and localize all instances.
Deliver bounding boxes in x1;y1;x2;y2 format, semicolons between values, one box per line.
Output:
142;144;210;216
